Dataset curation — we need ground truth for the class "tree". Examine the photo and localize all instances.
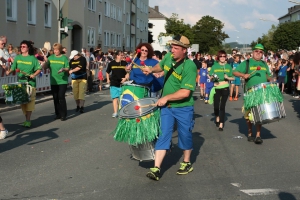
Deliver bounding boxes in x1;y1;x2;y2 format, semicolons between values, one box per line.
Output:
164;13;193;41
192;15;229;53
273;21;300;50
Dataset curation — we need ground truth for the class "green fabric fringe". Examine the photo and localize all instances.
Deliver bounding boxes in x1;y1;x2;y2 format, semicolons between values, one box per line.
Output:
244;84;283;110
112;109;161;145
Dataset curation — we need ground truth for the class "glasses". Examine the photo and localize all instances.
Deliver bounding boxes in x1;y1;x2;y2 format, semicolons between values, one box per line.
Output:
219;55;226;58
20;45;28;48
141;49;148;52
254;50;263;54
0;43;4;46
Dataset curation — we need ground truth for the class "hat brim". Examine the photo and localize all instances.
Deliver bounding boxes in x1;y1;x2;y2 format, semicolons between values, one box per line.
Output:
168;40;190;48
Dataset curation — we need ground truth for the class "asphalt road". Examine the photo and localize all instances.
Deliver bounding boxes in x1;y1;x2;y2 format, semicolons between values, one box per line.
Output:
0;89;300;200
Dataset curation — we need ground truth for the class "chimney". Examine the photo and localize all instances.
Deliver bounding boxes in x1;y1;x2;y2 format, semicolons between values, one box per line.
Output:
154;6;159;12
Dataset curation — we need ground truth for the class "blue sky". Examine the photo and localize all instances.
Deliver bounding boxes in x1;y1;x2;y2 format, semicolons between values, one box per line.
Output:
149;0;297;45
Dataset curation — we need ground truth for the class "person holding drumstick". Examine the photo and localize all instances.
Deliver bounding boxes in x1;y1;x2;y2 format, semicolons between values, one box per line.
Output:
142;35;197;181
5;40;42;128
233;44;272;144
42;43;69;121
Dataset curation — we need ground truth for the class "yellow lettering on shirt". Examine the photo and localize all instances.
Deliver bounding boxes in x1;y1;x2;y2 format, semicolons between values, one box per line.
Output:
185;83;193;88
50;60;65;65
250;66;267;71
17;60;32;65
112;66;125;69
214;69;230;73
71;61;80;65
164;65;182;80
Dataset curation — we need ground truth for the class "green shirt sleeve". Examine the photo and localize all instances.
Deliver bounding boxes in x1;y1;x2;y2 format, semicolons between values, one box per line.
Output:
234;60;247;74
180;60;197;91
159;52;171;70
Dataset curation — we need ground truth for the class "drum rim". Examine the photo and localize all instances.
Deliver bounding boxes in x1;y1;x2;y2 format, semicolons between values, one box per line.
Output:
121;83;150;90
119;97;158;118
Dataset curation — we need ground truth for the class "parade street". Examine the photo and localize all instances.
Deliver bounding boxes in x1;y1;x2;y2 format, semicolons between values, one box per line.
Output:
0;89;300;200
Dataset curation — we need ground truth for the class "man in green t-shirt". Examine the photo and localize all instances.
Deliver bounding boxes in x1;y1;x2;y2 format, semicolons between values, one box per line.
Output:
233;44;272;144
142;35;197;181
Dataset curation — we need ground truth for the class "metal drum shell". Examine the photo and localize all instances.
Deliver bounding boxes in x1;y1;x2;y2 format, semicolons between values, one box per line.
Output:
129;142;155;161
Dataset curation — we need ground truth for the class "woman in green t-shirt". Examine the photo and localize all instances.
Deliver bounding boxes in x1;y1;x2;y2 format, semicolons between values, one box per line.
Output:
6;40;42;128
43;43;69;121
209;50;234;131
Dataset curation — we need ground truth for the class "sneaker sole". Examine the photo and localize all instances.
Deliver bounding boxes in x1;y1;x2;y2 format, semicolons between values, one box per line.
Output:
176;167;194;175
146;172;159;181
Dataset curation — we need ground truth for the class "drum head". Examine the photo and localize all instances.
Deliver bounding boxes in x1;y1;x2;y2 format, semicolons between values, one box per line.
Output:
119;98;158;118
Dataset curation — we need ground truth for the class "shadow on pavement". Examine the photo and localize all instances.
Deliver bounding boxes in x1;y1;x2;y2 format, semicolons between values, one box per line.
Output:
0;128;59;153
290;99;300;119
278;192;297;200
229;117;276;139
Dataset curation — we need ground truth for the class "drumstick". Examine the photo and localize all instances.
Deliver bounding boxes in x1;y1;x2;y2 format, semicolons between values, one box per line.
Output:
134;104;157;110
16;69;30;77
39;48;45;56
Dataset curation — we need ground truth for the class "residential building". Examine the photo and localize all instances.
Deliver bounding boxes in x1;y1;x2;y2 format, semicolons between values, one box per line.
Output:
0;0;149;55
148;6;168;52
278;5;300;24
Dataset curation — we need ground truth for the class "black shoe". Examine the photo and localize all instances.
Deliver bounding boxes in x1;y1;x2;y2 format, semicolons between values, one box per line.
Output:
61;117;66;121
247;136;254;142
177;162;193;175
218;127;223;131
216;122;220;127
146;167;160;181
54;115;61;120
80;107;84;113
254;137;263;144
76;106;80;112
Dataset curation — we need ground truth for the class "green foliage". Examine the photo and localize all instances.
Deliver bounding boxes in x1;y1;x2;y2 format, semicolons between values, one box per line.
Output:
273;21;300;50
164;14;228;53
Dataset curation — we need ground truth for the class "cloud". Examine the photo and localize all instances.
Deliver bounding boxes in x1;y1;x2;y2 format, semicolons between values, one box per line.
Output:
240;21;256;29
252;10;278;22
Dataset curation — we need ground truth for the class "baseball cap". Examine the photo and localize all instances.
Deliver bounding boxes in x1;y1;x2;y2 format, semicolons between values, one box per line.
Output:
69;50;79;59
253;44;265;51
168;35;190;48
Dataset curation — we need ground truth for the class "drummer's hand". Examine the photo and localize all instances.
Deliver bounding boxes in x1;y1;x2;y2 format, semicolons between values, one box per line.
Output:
5;70;10;75
156;97;168;107
120;78;126;83
141;66;152;76
125;63;132;71
30;74;36;79
224;74;229;80
153;73;160;78
243;74;250;79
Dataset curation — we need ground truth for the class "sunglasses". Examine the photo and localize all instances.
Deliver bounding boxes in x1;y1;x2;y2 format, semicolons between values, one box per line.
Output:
219;55;226;58
254;50;263;54
141;49;148;52
20;45;28;48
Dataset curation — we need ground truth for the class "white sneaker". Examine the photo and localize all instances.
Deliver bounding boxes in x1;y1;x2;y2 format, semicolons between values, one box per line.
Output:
112;113;118;118
294;96;299;99
0;129;8;140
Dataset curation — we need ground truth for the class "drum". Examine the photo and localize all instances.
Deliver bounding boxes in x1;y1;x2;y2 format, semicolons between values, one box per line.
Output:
119;83;149;109
113;98;160;145
244;82;286;125
1;82;30;104
129;142;155;161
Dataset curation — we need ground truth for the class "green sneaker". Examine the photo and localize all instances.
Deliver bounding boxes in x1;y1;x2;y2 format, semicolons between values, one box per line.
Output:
146;167;160;181
24;121;31;128
177;162;193;175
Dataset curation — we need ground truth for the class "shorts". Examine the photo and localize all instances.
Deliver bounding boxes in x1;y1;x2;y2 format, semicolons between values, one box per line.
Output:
21;87;36;114
72;79;87;100
99;80;103;86
200;83;206;88
110;86;121;99
155;106;194;150
231;77;241;86
205;86;213;95
277;76;285;84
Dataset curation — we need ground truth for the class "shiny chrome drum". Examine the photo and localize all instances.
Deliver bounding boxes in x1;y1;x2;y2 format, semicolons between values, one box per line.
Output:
250;101;286;125
129;142;155;161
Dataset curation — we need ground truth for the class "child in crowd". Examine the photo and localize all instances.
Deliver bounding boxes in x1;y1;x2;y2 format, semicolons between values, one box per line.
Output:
199;61;208;100
229;55;240;101
277;59;290;93
292;72;299;98
205;67;214;104
98;65;104;91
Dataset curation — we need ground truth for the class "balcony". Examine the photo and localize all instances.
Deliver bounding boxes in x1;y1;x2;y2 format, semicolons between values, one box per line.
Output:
131;3;136;14
131;25;135;35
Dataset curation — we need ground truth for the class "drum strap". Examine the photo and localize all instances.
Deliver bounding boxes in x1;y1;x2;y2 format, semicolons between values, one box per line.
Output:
161;58;185;95
244;60;250;92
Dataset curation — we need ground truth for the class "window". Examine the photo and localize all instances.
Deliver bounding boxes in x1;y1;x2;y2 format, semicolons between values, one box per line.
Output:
28;0;36;24
98;13;102;34
88;27;95;46
126;35;130;48
117;34;121;47
111;33;114;46
105;1;110;17
44;1;51;27
126;12;130;25
137;19;140;29
88;0;96;11
6;0;17;21
104;31;110;46
118;7;122;22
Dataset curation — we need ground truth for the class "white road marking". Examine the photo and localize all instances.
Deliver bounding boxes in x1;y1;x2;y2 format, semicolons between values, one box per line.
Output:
240;188;280;196
231;183;241;188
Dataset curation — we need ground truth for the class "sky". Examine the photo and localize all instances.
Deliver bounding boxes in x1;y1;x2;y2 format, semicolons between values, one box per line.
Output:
149;0;297;45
